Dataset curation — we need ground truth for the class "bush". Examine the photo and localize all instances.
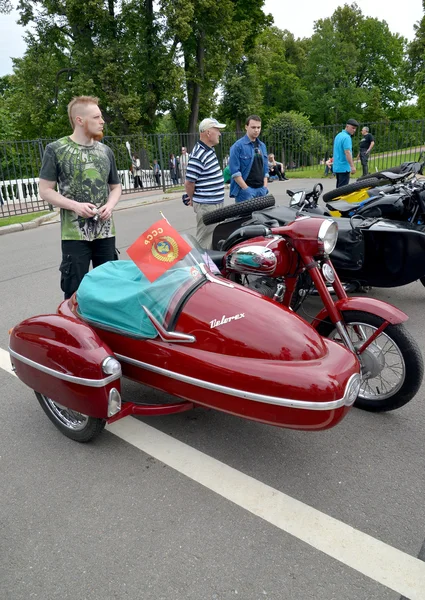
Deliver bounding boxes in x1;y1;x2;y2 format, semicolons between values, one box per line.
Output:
264;111;319;168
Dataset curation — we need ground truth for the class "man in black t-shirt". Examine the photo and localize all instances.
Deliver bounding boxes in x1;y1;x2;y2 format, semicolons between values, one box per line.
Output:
358;126;375;176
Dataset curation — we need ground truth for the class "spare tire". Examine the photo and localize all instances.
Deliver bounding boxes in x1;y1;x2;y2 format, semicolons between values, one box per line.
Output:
323;178;383;203
203;195;276;226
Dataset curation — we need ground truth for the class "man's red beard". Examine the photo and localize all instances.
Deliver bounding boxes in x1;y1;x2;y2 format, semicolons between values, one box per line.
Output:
83;121;104;141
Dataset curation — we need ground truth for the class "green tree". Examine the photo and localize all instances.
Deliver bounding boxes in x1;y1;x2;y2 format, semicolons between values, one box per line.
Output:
219;26;308;130
0;0;11;12
161;0;271;134
219;62;263;132
264;111;316;167
304;3;407;124
0;76;19;139
7;0;179;136
407;1;425;115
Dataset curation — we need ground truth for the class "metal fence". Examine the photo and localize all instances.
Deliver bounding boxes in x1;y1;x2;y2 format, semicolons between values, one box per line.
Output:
1;119;425;217
260;119;425;173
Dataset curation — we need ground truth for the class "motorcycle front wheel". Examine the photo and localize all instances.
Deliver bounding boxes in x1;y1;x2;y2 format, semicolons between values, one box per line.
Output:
316;310;423;412
36;391;106;442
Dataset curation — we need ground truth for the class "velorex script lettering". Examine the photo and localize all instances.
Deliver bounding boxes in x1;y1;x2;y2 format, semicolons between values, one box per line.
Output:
210;313;245;329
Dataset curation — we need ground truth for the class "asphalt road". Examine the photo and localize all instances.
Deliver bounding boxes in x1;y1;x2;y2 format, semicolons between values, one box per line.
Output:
1;180;425;600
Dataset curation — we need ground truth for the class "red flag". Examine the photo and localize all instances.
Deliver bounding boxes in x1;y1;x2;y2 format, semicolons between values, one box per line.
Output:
127;218;192;282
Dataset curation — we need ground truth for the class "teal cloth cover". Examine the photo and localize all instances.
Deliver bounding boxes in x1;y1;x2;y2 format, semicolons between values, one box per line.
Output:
76;260;196;337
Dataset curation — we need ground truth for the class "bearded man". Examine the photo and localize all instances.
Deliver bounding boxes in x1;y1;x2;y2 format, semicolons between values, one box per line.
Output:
39;95;122;298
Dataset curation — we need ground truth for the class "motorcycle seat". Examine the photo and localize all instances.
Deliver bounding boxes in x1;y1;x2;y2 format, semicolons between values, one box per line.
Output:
378;171;411;181
326;200;361;213
251;205;300;225
206;250;226;268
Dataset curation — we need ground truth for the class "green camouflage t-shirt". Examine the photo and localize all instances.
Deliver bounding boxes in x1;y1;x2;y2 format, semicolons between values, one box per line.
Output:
39;136;120;241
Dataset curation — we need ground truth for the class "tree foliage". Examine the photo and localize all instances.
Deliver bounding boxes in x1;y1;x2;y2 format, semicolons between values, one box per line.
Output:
303;3;407;125
219;27;307;130
0;0;423;141
407;0;425;115
0;0;11;12
160;0;271;133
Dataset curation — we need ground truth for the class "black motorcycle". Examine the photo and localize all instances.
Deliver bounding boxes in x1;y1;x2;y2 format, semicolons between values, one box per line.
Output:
289;179;425;225
321;155;425;204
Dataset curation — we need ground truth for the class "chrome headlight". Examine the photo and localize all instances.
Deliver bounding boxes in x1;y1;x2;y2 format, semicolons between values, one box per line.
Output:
318;220;338;255
102;356;121;376
344;373;362;407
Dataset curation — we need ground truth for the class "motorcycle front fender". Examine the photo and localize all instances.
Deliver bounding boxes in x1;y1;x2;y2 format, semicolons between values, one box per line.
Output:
310;296;408;329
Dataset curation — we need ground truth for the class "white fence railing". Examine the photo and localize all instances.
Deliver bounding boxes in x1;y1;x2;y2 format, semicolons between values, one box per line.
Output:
0;178;42;204
0;169;178;207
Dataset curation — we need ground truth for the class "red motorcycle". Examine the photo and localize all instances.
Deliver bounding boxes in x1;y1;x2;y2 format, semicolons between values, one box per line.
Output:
207;216;423;413
8;236;364;443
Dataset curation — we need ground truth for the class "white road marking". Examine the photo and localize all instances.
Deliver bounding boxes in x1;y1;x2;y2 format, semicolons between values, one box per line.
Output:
107;418;425;600
0;346;16;376
1;345;424;598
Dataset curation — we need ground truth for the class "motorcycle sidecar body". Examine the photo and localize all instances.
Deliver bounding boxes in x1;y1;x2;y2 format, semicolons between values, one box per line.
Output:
9;253;361;439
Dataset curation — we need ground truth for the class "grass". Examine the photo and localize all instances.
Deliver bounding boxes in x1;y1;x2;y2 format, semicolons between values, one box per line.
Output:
286;146;424;179
0;210;50;227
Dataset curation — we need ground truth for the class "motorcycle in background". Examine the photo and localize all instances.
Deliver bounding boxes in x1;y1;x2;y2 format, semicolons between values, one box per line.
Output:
321;154;425;204
286;183;425;289
293;178;425;225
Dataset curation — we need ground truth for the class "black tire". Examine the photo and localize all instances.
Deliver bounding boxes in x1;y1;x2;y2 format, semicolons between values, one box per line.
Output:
322;178;383;203
316;310;423;412
203;195;275;226
420;276;425;288
36;391;106;442
357;166;402;182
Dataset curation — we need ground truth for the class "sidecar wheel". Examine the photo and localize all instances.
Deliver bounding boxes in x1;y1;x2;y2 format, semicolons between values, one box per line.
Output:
202;195;275;226
316;311;423;412
35;392;106;442
322;178;384;202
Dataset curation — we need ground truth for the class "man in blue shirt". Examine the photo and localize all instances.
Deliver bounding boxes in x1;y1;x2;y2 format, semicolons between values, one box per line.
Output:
229;115;269;203
333;118;359;188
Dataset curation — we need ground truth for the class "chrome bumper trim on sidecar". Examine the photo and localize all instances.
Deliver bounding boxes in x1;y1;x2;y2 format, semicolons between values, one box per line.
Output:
115;353;359;410
9;347;121;387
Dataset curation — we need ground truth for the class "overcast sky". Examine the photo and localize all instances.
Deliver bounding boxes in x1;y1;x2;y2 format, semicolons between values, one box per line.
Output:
0;0;424;77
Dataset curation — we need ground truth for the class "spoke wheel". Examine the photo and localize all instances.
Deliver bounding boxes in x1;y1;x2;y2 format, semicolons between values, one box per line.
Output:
329;322;405;400
316;310;423;411
36;392;106;442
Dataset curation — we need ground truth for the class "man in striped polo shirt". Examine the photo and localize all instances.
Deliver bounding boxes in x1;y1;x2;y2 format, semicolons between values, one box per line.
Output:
185;117;226;248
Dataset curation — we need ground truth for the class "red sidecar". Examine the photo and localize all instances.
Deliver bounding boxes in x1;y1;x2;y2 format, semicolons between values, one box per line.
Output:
9;249;361;442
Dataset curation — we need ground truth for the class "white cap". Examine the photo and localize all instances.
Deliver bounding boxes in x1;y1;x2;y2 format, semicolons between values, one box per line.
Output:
199;118;226;132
